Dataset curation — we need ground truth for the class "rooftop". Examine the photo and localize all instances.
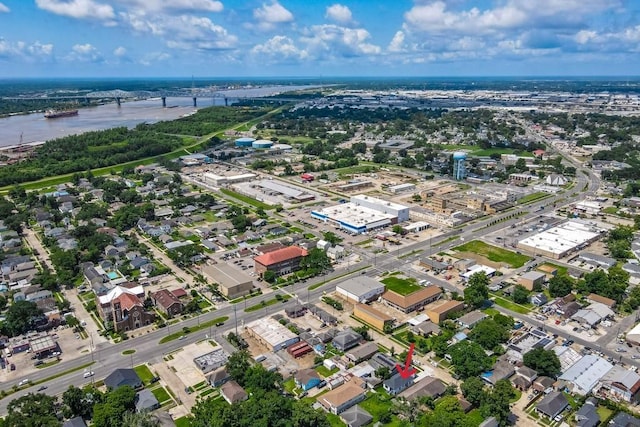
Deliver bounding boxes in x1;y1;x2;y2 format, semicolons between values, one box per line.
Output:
382;286;442;309
254;246;308;266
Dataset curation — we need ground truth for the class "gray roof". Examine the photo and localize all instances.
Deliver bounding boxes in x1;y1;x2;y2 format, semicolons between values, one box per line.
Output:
63;417;87;427
345;342;379;362
104;368;142;389
457;311;488;327
559;355;613;394
578;252;616;268
479;417;499;427
332;329;361;350
575;399;599;427
337;277;385;298
536;391;569;418
609;412;640;427
340;405;373;427
399;376;446;400
383;372;413;392
135;388;159;412
521;271;546;281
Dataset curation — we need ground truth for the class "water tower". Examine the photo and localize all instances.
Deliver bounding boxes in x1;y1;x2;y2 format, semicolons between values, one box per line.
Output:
452;152;467;181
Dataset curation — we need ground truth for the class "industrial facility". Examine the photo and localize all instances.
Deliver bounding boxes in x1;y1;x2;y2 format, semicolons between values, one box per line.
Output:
517;221;603;259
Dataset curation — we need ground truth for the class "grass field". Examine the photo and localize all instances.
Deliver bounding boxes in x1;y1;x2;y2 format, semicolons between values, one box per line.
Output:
381;276;421;295
158;316;230;344
219;188;274;209
453;240;531;268
244;295;291;312
151;386;172;403
174;416;192;427
517;192;551;204
491;295;531;314
316;365;339;378
134;364;154;384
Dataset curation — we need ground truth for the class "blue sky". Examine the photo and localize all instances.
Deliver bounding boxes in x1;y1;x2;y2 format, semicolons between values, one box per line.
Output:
0;0;639;77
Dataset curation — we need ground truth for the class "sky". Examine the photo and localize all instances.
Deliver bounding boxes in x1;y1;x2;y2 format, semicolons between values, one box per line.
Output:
0;0;640;78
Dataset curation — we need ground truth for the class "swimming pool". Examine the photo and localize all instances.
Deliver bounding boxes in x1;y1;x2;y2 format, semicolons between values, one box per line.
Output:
107;271;119;280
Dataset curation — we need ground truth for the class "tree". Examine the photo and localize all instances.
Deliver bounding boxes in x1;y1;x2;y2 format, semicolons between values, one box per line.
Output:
226;350;252;387
262;270;277;284
512;284;530;304
4;393;59;427
464;272;489;309
482;379;515;426
548;274;574;297
63;385;92;419
375;366;392;380
321;231;342;245
492;313;513;329
121;412;160;427
2;300;43;337
469;318;509;350
299;248;331;273
461;377;486;406
523;347;561;377
92;386;136;427
448;341;492;379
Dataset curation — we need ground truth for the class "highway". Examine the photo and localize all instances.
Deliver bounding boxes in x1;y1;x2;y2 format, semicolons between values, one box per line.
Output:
2;122;635;416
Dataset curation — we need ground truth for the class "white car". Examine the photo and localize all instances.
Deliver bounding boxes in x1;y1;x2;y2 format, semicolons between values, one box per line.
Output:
83;371;94;378
18;379;29;387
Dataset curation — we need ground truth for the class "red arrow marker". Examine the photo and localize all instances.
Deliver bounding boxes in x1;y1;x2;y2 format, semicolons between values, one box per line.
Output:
396;343;417;379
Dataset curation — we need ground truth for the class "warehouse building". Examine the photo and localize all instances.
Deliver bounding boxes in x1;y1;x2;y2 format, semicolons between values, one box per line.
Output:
336;277;385;303
202;172;256;187
253;179;315;203
426;300;464;324
246;317;299;351
626;323;640;346
518;271;546;291
382;286;442;314
517;221;602;259
201;263;253;299
353;304;393;331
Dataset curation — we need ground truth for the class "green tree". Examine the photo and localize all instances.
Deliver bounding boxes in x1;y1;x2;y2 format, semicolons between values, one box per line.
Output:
461;376;486;406
481;379;515;426
449;341;492;379
469;318;509;350
464;272;489;308
492;313;513;329
4;393;60;427
121;412;160;427
512;284;530;304
523;347;561;377
321;232;342;245
92;386;136;427
262;270;277;283
299;248;331;273
2;300;43;337
548;274;574;297
226;350;252;387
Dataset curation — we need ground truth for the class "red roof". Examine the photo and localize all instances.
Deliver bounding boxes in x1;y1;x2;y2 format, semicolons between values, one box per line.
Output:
154;289;182;309
254;246;308;266
114;292;142;311
171;288;188;298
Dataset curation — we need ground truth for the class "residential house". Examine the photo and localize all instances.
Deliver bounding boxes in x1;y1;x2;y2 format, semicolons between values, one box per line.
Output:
574;397;599;427
586;293;616;309
411;320;441;337
609;412;640;427
457;311;488;329
152;289;184;318
332;329;362;352
383;373;414;395
294;369;322;391
533;376;555;393
530;293;548;306
135;389;159;412
104;368;142;389
220;381;248;405
345;342;379;364
399;376;446;401
536;391;568;419
482;361;515;386
62;417;87;427
207;367;231;387
318;378;367;414
340;405;373;427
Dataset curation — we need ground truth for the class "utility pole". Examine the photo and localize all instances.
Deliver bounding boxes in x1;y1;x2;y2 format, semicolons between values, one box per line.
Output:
234;304;238;336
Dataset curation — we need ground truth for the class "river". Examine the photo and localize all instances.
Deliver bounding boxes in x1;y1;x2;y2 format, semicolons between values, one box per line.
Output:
0;85;317;148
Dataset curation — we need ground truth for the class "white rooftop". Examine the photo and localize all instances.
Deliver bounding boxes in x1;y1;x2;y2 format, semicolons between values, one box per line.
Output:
518;221;601;256
462;265;496;279
314;203;395;227
558;355;612;395
98;285;143;305
246;317;297;349
351;194;408;211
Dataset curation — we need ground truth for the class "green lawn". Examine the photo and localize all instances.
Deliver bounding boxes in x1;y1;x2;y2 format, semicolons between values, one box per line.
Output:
219;188;274;209
174;416;192;427
491;295;531;314
517;192;551;205
381;276;421;295
122;349;135;355
453;240;531;268
538;263;568;276
134;364;154;384
316;365;339;378
151;386;172;403
596;406;614;421
359;391;402;425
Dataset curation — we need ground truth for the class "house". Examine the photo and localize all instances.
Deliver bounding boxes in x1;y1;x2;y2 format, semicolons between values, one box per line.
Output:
63;417;88;427
511;376;531;391
512;366;537;390
345;342;379;364
383;373;414;395
411;320;441;337
318;378;367;414
152;289;184;318
586;293;616;308
104;368;142;389
609;412;640;427
207;367;231;387
332;329;362;351
457;311;488;329
135;388;159;412
530;293;548;306
482;361;515;386
574;397;599;427
533;376;555;393
339;405;373;427
220;380;248;405
536;391;569;419
382;286;442;314
254;246;308;277
294;368;321;391
399;376;446;401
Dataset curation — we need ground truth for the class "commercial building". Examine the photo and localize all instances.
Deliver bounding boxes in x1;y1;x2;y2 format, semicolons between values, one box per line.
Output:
558;355;612;396
388;183;416;194
518;271;546;291
311;195;409;235
571;302;614;327
246;317;299;351
600;366;640;403
426;300;464;324
626;322;640;346
202;172;256;187
353;304;393;331
202;263;253;299
252;139;273;149
254;246;308;277
381;286;442;314
193;348;229;374
578;252;616;269
253;179;315;203
517;221;602;259
336;277;385;303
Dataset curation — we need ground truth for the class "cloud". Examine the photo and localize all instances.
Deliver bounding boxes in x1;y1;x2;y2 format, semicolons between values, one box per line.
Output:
120;13;238;50
35;0;115;20
113;46;127;56
0;3;9;13
0;38;53;60
301;24;381;59
253;1;294;31
139;51;170;66
67;43;104;62
388;31;406;53
118;0;223;13
325;4;353;25
252;35;308;62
